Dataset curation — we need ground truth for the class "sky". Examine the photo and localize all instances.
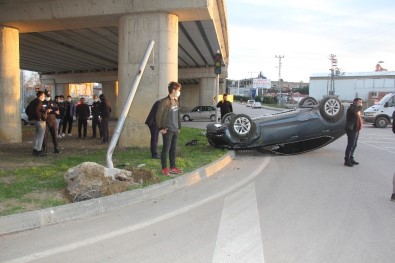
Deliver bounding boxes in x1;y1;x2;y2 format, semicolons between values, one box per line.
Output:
226;0;395;82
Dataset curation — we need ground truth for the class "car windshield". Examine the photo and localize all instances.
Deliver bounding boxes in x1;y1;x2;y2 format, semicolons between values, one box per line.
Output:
377;94;393;105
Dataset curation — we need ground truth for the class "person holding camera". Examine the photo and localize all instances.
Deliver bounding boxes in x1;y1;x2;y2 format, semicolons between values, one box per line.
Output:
42;90;61;153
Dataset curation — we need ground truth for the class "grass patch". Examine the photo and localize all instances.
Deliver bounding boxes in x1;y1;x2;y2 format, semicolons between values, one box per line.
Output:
0;127;226;216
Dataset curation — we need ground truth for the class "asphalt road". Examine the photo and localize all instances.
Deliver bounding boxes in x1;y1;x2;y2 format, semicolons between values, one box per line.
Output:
1;105;395;263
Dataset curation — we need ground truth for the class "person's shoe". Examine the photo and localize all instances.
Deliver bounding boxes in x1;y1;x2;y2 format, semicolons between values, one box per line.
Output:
350;159;359;165
62;133;66;138
91;135;96;139
170;167;183;174
35;151;47;157
152;154;160;159
54;148;61;153
68;133;72;137
57;134;62;139
344;161;354;167
391;193;395;202
32;149;38;156
162;168;170;176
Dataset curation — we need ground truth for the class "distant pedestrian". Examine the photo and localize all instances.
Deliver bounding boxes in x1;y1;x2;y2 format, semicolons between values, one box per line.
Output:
56;95;65;138
98;94;111;143
145;100;160;159
344;98;363;167
76;97;90;138
31;91;51;157
217;93;233;120
62;95;76;137
392;110;395;201
156;81;183;176
91;94;102;139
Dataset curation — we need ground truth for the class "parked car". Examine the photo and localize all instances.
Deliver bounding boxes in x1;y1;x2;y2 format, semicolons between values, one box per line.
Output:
21;110;34;126
362;93;394;128
246;100;255;107
206;96;346;155
181;106;218;122
251;102;262;108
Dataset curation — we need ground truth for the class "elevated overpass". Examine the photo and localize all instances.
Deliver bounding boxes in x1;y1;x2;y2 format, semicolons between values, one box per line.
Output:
0;0;229;145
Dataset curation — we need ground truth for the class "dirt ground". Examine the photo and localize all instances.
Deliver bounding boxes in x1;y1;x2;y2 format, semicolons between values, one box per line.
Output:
0;122;158;214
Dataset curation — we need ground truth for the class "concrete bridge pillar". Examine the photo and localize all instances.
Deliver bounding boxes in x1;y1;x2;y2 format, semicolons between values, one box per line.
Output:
118;13;178;147
200;77;217;106
101;81;118;119
0;26;21;143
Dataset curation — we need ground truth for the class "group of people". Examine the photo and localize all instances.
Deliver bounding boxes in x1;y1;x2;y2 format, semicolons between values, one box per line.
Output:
30;91;111;157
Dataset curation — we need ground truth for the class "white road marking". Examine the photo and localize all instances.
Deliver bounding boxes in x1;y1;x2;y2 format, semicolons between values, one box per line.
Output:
212;183;265;263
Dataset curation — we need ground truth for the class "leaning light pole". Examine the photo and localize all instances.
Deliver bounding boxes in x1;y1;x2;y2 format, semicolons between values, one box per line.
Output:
106;40;155;169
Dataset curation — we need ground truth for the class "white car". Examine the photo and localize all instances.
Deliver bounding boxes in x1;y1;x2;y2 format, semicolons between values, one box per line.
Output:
252;102;262;108
181;106;218;121
21;110;34;126
246;100;255;107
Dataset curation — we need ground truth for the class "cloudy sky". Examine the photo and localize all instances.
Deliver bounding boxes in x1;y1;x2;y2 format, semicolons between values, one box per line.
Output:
226;0;395;82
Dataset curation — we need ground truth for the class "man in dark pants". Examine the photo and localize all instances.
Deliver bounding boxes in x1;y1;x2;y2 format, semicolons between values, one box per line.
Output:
62;95;76;136
156;82;183;176
42;90;61;153
344;97;363;167
99;94;111;143
216;93;233;120
76;97;90;138
91;94;102;139
145;100;160;159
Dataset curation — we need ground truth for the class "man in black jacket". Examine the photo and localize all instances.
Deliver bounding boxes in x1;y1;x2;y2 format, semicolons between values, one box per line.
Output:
42;90;61;153
344;98;363;167
31;91;51;156
99;94;111;143
76;97;91;138
145;100;160;158
91;95;102;139
216;93;233;120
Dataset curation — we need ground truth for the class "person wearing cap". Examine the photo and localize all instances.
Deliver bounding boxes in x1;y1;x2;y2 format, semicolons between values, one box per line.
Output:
216;93;233;120
42;90;61;153
76;97;91;139
98;94;111;143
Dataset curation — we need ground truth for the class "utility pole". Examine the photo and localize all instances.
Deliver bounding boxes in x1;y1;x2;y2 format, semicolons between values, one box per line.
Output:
328;54;338;95
275;55;284;103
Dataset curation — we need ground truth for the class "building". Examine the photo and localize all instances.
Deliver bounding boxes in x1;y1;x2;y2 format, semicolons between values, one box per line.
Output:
309;71;395;103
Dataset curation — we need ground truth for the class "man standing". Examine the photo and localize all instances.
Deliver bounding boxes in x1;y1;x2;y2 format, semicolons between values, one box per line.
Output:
145;100;161;159
98;94;111;143
156;82;183;176
31;91;51;157
76;97;90;139
216;93;233;120
42;90;61;153
392;110;395;201
62;95;76;137
344;97;363;167
91;94;102;139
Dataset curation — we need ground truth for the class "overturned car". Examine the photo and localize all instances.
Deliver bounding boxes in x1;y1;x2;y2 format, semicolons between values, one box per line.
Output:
206;96;346;155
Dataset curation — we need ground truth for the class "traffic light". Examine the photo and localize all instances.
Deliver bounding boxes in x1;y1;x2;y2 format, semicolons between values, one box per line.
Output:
214;52;222;75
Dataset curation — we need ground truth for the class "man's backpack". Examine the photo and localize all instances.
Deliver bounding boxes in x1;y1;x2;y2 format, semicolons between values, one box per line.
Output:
25;100;36;121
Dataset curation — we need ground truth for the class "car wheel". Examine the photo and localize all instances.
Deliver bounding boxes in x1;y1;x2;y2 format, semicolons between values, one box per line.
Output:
299;97;318;107
229;114;254;138
375;117;388;128
221;112;236;123
183;115;191;121
210;115;216;122
319;96;344;122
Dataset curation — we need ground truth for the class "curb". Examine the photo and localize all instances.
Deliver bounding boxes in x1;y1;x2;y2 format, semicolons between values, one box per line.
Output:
0;151;236;236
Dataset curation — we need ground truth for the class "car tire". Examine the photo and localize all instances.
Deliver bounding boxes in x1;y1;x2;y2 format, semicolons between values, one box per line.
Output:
319;96;344;122
221;112;236;123
299;97;318;107
183;115;191;121
229;114;254;138
210;115;216;122
374;116;388;128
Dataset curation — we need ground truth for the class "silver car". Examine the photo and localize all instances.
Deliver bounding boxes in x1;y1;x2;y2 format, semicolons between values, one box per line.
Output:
182;106;218;121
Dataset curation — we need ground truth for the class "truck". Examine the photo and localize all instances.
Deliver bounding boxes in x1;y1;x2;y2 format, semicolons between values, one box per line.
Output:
362;93;395;128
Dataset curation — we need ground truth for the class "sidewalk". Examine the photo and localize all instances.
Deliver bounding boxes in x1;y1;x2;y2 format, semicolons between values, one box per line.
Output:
1;151;239;236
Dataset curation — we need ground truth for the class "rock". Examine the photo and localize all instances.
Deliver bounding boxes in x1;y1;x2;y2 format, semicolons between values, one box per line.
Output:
64;162;137;202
